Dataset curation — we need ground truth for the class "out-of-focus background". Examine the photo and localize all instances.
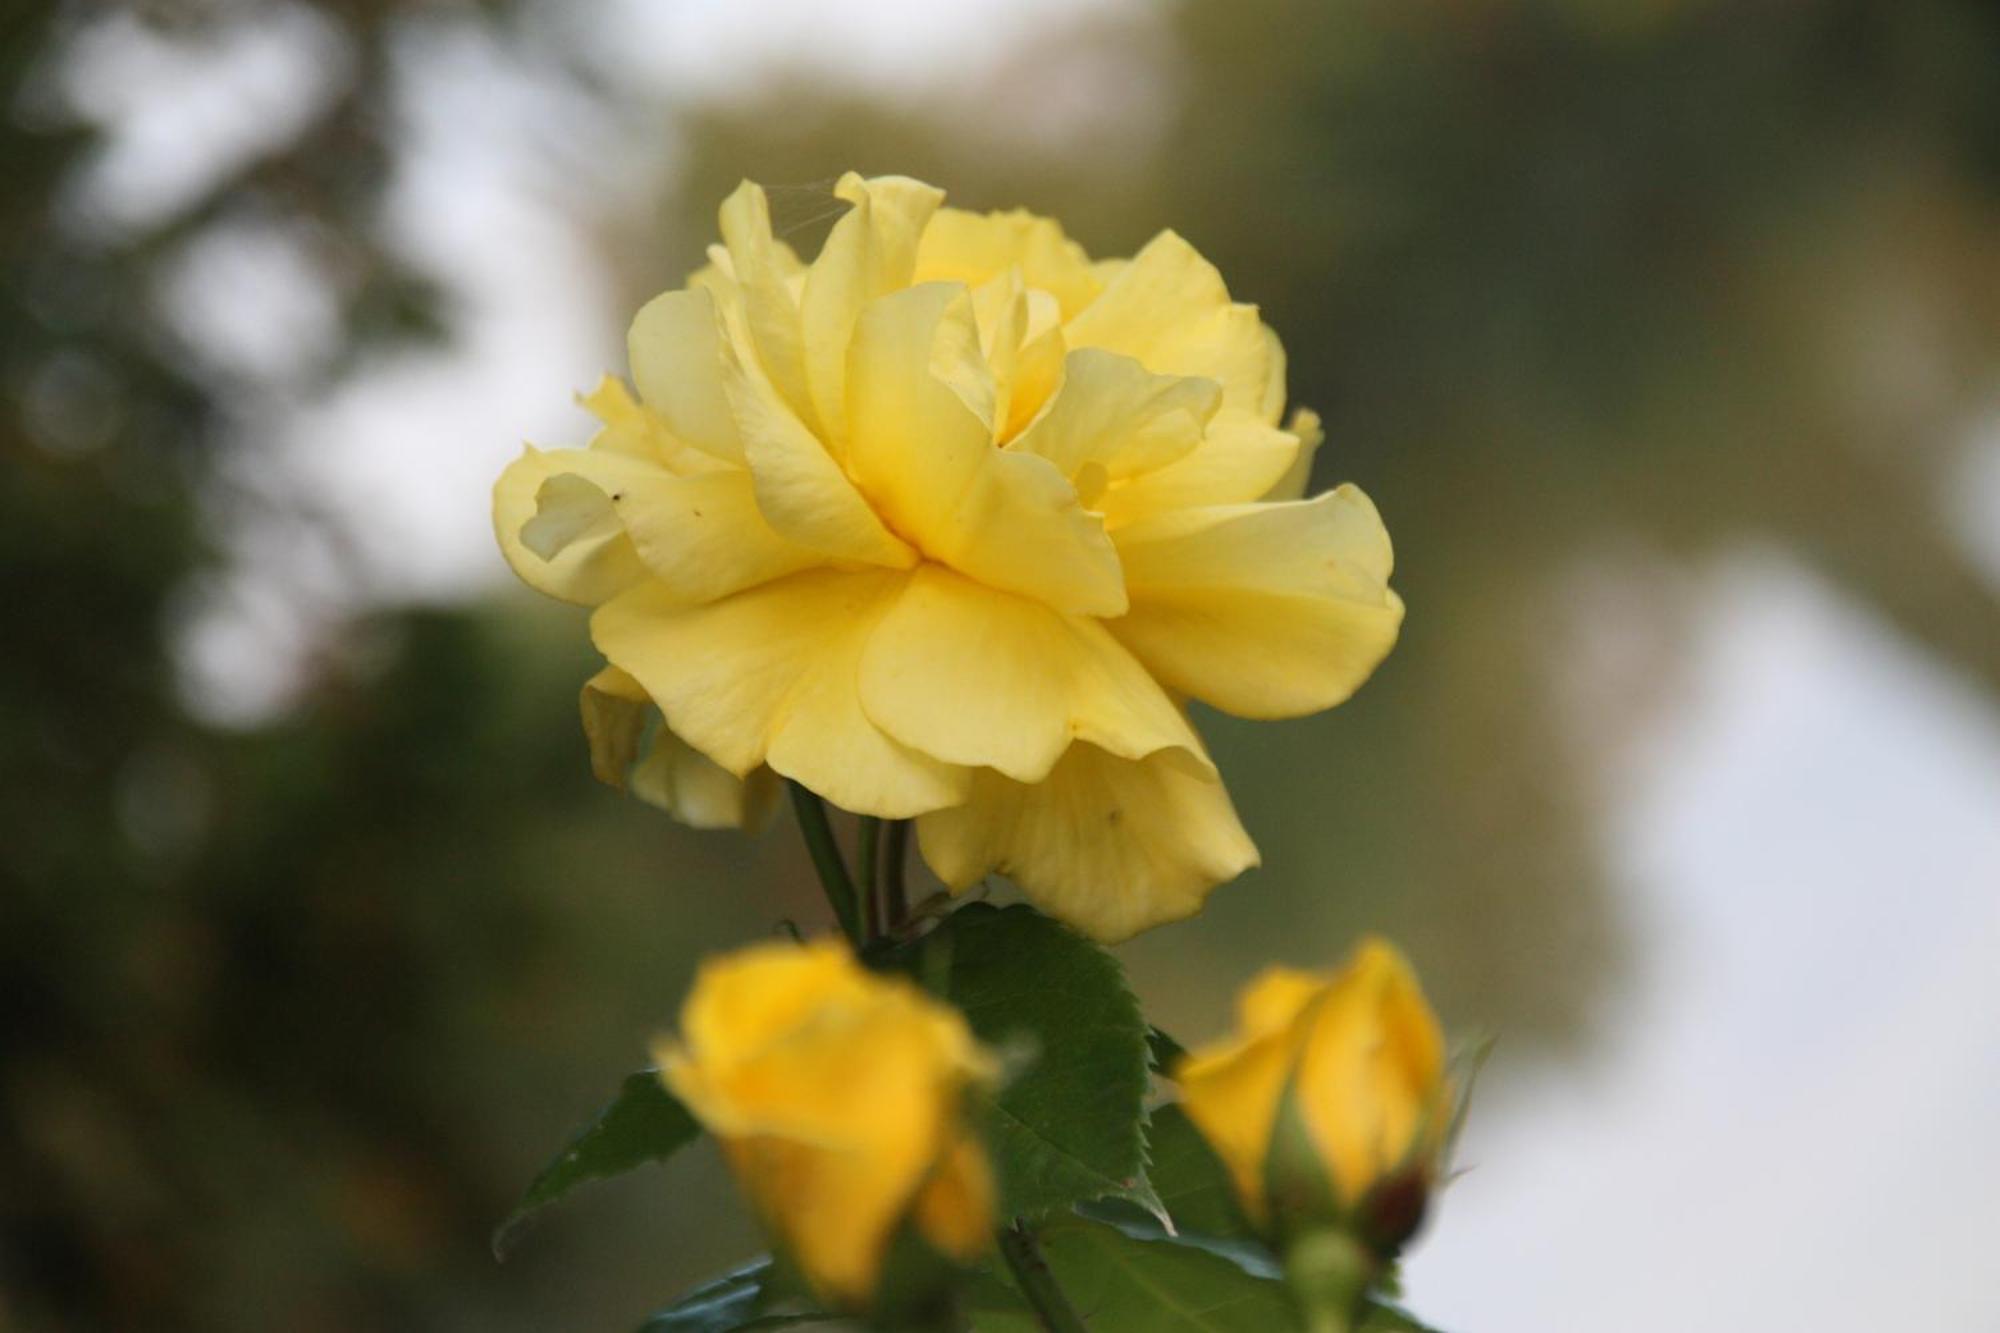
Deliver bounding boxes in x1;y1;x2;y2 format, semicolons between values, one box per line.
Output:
5;0;1998;1329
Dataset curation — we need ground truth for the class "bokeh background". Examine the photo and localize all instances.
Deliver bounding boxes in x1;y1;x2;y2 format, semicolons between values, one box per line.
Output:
6;0;1999;1329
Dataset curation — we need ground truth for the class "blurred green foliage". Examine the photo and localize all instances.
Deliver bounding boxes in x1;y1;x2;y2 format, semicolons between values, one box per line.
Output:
4;0;1997;1329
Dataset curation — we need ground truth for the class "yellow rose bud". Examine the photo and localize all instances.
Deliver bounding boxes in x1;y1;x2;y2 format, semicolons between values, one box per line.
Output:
654;940;997;1307
1175;938;1449;1245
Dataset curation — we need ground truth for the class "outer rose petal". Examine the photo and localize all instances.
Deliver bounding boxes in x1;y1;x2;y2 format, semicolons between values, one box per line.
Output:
492;445;645;607
916;742;1259;943
859;564;1212;784
1293;942;1448;1204
1064;230;1280;418
580;665;779;830
574;376;679;465
1262;406;1325;502
628;288;745;464
591;569;969;819
1171;976;1311;1222
1095;413;1302;528
1109;486;1404;719
510;447;822;606
844;283;1126;616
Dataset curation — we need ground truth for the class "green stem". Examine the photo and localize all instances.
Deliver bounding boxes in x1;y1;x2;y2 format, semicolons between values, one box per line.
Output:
882;819;911;929
1284;1229;1372;1333
857;815;883;941
997;1222;1088;1333
1300;1304;1354;1333
788;781;861;946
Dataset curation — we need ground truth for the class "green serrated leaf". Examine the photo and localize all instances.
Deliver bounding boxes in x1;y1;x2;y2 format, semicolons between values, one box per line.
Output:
1146;1103;1257;1241
1033;1213;1295;1331
496;1071;699;1257
919;904;1159;1221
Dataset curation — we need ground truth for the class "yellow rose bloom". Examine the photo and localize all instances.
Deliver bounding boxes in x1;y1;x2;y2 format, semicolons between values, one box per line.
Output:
494;173;1404;940
654;939;997;1306
1174;938;1449;1228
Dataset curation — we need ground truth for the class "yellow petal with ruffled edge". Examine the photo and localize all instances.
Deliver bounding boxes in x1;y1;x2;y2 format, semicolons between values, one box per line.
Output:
492;445;645;607
511;447;823;606
592;569;967;819
916;742;1257;942
1262;407;1324;503
859;564;1211;784
572;375;676;464
844;282;1124;616
913;206;1102;319
1096;415;1303;528
579;665;779;830
1109;486;1403;719
801;173;945;451
720;327;916;570
1064;230;1280;419
1008;348;1221;499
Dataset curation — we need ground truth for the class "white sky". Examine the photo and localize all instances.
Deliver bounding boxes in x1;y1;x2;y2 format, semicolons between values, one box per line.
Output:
1410;554;2000;1331
55;4;2000;1327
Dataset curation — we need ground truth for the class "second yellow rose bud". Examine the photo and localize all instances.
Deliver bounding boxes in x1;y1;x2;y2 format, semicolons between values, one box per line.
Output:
1175;937;1452;1252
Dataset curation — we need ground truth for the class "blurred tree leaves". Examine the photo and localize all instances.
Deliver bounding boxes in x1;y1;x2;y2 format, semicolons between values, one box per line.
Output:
0;5;773;1330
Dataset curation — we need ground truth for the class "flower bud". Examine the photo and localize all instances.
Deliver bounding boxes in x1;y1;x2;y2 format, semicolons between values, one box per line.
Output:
1175;938;1450;1255
654;939;997;1308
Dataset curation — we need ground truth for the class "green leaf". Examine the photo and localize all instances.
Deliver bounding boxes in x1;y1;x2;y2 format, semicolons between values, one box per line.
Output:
1033;1213;1296;1331
971;1212;1446;1333
638;1261;769;1331
1147;1025;1189;1074
962;1266;1042;1333
496;1070;699;1257
1145;1103;1257;1241
1357;1298;1446;1332
636;1259;839;1332
916;904;1159;1220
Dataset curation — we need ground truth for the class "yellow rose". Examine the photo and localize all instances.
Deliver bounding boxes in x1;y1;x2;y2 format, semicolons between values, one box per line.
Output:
1174;938;1449;1239
494;173;1404;940
654;939;997;1306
